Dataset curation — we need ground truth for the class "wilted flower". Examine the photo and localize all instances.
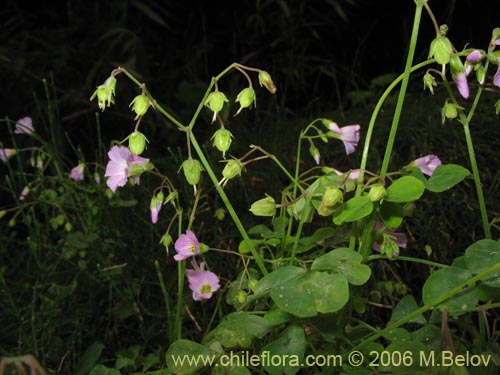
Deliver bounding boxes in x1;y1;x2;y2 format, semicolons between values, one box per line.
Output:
333;168;361;181
19;186;30;201
15;117;34;134
69;163;85;181
0;148;16;162
186;262;221;301
372;221;407;255
328;122;361;155
173;230;200;261
104;145;151;192
413;154;441;176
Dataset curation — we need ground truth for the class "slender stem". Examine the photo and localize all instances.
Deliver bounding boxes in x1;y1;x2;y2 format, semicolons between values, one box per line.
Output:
368;254;450;269
154;260;173;341
379;1;423;178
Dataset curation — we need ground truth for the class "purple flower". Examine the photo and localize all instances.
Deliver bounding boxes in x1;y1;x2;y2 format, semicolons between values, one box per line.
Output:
173;230;200;261
328;122;361;155
186;263;220;301
19;186;30;201
150;192;164;224
334;168;361;181
69;163;85;181
372;221;407;254
466;49;483;63
452;72;469;99
494;57;500;87
104;146;150;192
413;154;441;176
14;117;34;134
0;148;16;162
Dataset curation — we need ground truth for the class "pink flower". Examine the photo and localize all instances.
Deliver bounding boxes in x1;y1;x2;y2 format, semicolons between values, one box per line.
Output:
14;117;34;134
413;154;441;176
328;122;360;155
69;163;85;181
494;57;500;87
173;230;200;261
186;263;220;301
333;168;361;181
104;146;150;192
452;72;469;99
150;192;164;224
0;148;16;162
19;186;30;201
373;221;407;255
466;49;483;63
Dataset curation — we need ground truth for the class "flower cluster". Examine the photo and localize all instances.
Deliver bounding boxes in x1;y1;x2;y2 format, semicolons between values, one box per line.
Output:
173;230;220;301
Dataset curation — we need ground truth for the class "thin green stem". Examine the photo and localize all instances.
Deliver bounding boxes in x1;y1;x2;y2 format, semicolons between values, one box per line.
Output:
379;1;423;178
368;254;450;269
154;260;173;342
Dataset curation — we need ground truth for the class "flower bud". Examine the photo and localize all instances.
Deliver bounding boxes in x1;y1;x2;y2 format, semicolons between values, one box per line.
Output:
199;243;210;254
491;27;500;46
212;128;233;157
423;72;437;94
0;210;6;219
368;184;386;202
309;144;321;165
258;71;277;94
495;99;500;115
222;159;244;181
205;91;229;123
235;87;256;115
214;208;226;221
236;290;248;304
129;94;150;119
429;35;453;65
322;186;343;206
475;66;486;84
160;233;173;248
449;54;465;75
441;102;459;123
249;195;276;217
128;131;148;155
181;158;204;186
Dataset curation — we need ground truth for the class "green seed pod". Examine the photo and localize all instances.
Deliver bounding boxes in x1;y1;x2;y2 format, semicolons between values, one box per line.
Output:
222;159;244;181
128;131;148;155
212;128;233;157
249;195;276;217
368;184;386;202
235;87;256;115
129;94;150;119
160;233;173;248
322;186;343;207
205;91;229;123
441;102;459;123
181;158;204;186
429;35;453;65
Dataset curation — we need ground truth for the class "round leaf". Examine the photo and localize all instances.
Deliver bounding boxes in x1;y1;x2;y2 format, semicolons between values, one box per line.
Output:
385;176;425;202
425;164;470;193
333;196;373;225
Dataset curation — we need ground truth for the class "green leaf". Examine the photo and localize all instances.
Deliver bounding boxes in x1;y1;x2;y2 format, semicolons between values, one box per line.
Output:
332;196;373;225
425;164;470;192
422;267;480;315
385;176;425;202
75;342;105;375
270;271;349;317
214;312;272;348
379;201;404;229
261;324;305;375
238;239;263;254
464;239;500;287
165;339;216;375
388;295;426;326
311;248;371;286
251;265;305;299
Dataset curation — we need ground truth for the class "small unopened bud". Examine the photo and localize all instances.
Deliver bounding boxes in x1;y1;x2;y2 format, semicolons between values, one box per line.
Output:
129;94;150;119
205;91;229;123
0;210;6;219
322;186;343;206
475;66;486;84
128;131;148;155
199;243;210;254
368;184;386;202
235;87;256;116
214;208;226;221
423;72;437;94
495;99;500;115
212;128;233;157
449;55;465;75
309;144;321;165
181;158;204;186
258;71;277;94
249;195;276;217
429;35;453;65
160;233;173;248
